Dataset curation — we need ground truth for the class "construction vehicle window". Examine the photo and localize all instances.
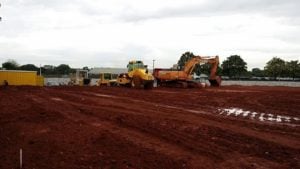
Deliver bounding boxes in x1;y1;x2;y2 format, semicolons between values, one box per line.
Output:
104;73;111;80
127;64;133;71
136;62;144;69
112;74;118;79
127;62;144;71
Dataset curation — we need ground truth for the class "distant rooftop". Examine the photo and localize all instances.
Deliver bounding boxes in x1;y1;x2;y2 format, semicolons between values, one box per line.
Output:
89;67;154;74
89;67;127;74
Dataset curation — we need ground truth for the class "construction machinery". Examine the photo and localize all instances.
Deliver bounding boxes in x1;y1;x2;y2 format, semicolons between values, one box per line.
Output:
117;60;154;89
98;73;118;86
69;69;90;86
153;55;221;88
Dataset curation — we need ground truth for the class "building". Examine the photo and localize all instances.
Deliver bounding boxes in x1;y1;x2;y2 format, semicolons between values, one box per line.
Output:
89;67;128;75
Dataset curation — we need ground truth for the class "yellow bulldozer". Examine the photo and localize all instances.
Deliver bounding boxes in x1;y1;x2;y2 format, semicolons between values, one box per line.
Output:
117;60;154;89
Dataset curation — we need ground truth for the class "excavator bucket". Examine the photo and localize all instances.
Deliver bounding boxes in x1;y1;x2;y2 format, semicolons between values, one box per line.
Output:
209;76;222;87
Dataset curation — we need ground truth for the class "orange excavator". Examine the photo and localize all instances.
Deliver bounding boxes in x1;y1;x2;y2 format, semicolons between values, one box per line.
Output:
153;55;221;88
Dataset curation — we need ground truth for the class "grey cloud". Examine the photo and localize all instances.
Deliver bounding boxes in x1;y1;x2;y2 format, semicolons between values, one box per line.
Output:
8;0;75;9
275;32;300;44
64;44;155;68
120;0;300;22
234;46;300;55
88;44;156;68
4;1;300;24
0;43;155;68
1;0;299;68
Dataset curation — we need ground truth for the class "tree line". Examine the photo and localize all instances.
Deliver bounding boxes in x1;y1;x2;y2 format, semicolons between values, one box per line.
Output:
1;60;76;76
177;52;300;80
1;53;300;80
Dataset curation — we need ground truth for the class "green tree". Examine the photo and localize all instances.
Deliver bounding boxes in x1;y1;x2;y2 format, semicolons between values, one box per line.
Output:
194;64;223;76
177;52;222;76
19;64;38;71
177;52;195;70
41;65;55;75
217;66;223;75
286;60;300;80
2;60;19;70
221;55;247;79
83;66;89;70
264;57;285;80
177;52;206;75
55;64;71;75
69;68;76;74
195;63;210;75
251;68;264;77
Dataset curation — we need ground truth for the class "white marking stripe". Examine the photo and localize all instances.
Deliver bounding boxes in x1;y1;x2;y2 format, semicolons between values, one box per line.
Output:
218;108;299;124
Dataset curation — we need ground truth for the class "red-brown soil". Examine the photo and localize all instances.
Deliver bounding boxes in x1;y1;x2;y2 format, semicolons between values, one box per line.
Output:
0;85;299;169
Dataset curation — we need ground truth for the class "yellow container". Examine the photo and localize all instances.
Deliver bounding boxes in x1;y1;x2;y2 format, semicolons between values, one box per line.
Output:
36;75;44;86
0;70;44;86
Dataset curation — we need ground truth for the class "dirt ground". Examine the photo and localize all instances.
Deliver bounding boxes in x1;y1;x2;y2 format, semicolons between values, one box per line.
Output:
0;85;299;169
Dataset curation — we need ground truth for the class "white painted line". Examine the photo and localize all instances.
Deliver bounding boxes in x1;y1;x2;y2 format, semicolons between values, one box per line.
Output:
259;113;265;121
251;112;257;119
218;107;299;126
242;111;251;117
276;116;282;122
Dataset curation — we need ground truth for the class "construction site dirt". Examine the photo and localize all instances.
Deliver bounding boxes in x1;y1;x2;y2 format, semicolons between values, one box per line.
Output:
0;86;299;169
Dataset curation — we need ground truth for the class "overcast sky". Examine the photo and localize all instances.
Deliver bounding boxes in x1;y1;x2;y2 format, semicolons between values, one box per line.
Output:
0;0;299;69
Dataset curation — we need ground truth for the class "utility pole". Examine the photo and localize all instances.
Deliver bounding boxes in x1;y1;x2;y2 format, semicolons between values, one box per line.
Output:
152;59;155;71
39;64;42;76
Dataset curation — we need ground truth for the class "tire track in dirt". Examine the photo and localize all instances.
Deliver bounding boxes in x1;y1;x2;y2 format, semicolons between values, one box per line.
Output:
29;88;300;168
27;91;216;168
53;90;300;148
3;86;299;169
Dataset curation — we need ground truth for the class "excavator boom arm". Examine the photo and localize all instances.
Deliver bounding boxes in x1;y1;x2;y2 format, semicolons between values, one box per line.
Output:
153;55;221;87
182;55;221;86
183;56;219;76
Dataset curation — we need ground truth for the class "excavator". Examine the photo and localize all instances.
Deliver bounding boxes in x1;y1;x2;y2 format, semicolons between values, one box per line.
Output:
153;55;221;88
117;60;154;89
